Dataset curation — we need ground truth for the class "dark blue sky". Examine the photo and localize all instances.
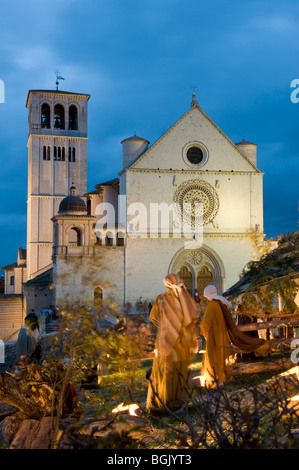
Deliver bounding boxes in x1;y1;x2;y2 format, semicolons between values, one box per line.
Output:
0;0;298;269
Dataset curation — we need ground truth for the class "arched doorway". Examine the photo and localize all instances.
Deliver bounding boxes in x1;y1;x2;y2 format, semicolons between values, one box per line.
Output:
177;266;192;294
169;245;225;296
197;266;212;296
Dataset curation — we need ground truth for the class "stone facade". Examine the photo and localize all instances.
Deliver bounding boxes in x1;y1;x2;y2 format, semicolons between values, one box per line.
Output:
2;90;266;321
53;94;265;309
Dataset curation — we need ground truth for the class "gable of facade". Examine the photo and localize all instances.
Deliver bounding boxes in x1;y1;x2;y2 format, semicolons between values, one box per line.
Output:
129;104;259;173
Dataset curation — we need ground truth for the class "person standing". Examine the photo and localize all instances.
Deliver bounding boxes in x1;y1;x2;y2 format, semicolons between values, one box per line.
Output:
146;274;199;413
15;313;42;362
200;285;270;387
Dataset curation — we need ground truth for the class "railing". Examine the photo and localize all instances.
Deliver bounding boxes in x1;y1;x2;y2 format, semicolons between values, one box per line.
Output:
238;313;299;346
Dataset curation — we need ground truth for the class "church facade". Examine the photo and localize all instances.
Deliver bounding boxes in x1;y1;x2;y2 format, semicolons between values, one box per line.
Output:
2;88;266;322
51;91;265;310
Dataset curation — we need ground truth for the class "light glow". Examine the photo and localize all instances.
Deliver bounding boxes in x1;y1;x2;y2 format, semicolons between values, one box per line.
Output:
112;402;140;416
193;375;206;387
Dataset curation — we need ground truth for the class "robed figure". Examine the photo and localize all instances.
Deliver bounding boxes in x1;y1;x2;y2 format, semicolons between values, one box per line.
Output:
200;285;271;387
146;274;199;412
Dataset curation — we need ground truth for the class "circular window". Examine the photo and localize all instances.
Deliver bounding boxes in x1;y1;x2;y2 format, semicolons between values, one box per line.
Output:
186;147;204;165
182;141;209;168
173;179;219;225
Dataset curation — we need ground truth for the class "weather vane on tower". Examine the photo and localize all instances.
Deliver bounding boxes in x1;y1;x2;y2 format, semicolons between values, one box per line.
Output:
55;71;65;90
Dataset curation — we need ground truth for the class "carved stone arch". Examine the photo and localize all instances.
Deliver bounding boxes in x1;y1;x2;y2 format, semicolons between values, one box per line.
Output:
65;224;84;246
169;244;225;295
68;101;81;110
65;223;85;235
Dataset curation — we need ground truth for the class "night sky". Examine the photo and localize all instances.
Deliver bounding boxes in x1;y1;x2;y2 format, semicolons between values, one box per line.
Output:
0;0;298;270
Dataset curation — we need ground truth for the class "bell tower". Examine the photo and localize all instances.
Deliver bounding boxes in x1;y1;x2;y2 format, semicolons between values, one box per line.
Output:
26;89;90;279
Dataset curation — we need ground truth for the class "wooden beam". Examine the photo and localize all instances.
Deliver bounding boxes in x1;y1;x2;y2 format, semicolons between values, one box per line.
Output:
228;357;294;375
227;337;297;355
238;318;299;332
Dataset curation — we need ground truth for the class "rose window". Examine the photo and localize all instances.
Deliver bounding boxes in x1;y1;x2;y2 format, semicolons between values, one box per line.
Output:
173;180;219;225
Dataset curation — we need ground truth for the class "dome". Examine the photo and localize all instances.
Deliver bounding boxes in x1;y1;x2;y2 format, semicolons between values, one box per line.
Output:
58;186;87;214
235;138;257;146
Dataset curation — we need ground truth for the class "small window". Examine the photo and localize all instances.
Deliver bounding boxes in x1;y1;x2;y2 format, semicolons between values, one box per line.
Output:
105;232;113;246
87;198;91;215
42;146;51;161
62;147;65;161
69;105;78;130
182;142;209;168
10;276;14;286
54;146;57;160
68;147;76;162
41;103;50;129
116;232;125;246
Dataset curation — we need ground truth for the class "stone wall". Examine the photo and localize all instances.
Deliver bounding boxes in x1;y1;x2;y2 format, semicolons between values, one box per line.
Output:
0;295;24;342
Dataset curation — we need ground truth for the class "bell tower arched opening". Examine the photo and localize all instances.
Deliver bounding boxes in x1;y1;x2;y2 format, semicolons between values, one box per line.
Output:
54;104;65;129
41;103;50;129
69;105;78;130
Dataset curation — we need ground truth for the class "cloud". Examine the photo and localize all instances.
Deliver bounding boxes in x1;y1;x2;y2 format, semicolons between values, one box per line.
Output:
11;46;55;71
249;15;299;34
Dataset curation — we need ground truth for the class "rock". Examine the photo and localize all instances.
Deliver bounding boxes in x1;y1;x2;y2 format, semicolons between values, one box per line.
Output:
31;417;55;449
0;403;15;421
0;414;23;444
10;419;40;449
